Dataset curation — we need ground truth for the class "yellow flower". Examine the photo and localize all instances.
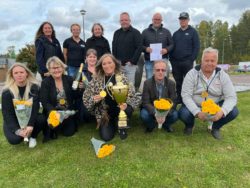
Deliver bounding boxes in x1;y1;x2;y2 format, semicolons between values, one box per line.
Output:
201;99;221;115
13;99;32;107
48;111;60;128
97;144;115;158
154;98;173;111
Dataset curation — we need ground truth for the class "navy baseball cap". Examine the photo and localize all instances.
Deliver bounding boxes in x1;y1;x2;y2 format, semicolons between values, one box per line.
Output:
179;12;189;19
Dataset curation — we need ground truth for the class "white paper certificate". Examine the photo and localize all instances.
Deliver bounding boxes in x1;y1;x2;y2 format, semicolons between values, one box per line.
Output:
150;43;162;61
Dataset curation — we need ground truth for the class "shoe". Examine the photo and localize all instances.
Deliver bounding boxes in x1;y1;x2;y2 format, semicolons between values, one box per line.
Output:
211;129;221;140
29;138;37;148
184;127;193;135
164;126;174;133
145;127;153;133
119;129;128;140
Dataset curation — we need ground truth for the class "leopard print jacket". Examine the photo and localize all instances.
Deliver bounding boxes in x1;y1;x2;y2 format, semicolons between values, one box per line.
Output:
82;73;140;120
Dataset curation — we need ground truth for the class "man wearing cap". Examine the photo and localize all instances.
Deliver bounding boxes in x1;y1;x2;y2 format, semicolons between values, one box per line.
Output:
170;12;200;105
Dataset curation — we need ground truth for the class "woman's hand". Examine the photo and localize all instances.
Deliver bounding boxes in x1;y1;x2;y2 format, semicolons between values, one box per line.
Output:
119;103;127;111
93;95;103;103
25;126;34;137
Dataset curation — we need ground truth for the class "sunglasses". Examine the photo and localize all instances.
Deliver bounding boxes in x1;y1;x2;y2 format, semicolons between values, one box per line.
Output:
155;69;166;72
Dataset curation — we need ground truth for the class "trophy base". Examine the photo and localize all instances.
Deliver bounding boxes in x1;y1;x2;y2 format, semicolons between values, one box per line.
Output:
118;120;130;129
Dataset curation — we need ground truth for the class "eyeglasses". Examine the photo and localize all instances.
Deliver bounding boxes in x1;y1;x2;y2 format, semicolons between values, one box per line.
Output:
155;69;166;72
50;66;61;70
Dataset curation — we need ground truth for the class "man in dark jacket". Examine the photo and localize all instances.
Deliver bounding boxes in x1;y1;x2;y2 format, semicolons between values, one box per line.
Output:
170;12;200;104
112;12;143;86
142;13;173;79
140;60;178;133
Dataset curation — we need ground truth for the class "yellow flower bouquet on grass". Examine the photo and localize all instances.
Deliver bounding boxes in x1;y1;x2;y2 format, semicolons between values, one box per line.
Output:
91;137;115;158
154;98;173;129
48;110;76;128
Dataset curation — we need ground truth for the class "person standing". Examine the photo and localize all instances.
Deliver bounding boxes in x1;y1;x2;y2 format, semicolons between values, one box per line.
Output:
170;12;200;104
142;13;174;79
140;60;178;133
112;12;143;86
63;23;86;77
86;23;111;59
35;21;64;80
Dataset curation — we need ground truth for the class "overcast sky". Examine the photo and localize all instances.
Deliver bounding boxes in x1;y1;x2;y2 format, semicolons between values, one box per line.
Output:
0;0;249;54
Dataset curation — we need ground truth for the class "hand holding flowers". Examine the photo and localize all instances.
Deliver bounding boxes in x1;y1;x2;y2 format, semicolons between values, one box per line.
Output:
201;99;223;122
154;98;173;129
48;110;76;128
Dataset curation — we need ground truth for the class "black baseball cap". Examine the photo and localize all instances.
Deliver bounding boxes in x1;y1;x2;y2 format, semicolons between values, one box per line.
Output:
179;12;189;19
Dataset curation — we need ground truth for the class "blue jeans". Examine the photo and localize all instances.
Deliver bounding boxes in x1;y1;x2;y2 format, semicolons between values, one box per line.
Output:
145;60;154;79
67;66;79;77
140;108;178;130
122;64;137;85
178;104;239;129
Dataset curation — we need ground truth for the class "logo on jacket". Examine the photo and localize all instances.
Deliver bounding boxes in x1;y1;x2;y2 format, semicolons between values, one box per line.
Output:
185;33;189;36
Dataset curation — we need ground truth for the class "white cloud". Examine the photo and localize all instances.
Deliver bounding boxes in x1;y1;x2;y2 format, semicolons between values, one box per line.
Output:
0;0;249;54
7;30;25;41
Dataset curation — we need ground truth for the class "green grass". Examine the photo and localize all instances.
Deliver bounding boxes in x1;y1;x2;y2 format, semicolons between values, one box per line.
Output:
0;92;250;188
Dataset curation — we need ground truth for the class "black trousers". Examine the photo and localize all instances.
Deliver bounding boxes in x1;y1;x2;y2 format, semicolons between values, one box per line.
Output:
3;114;46;145
171;60;193;103
99;105;133;141
44;115;76;139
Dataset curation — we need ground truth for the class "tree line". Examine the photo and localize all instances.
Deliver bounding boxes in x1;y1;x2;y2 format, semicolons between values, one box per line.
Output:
4;9;249;72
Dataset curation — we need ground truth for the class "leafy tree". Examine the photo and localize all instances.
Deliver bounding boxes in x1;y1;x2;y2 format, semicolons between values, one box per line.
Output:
7;46;16;59
16;44;37;72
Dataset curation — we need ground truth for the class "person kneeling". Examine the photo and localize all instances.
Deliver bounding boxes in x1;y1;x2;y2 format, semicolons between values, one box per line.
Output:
83;54;140;141
179;47;239;139
140;60;178;133
2;63;46;148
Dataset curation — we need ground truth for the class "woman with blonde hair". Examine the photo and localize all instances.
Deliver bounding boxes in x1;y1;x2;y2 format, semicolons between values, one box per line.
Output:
83;54;140;141
1;63;46;148
40;56;79;141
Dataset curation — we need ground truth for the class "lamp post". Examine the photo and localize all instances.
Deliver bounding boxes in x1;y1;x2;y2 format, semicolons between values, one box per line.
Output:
222;39;225;64
80;9;86;41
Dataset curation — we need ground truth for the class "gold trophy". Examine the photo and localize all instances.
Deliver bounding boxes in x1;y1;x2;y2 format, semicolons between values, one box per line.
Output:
107;74;129;129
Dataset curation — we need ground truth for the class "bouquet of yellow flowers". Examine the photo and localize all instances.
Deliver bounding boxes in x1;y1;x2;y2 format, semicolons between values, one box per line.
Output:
47;110;76;128
13;98;33;142
91;137;115;158
201;99;221;119
154;98;173;129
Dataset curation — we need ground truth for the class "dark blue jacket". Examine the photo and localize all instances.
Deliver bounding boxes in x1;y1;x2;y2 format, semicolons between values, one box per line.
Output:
170;25;200;62
35;35;64;74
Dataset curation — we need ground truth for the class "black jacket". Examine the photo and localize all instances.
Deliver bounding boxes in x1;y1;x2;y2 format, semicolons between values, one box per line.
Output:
112;26;143;65
2;84;40;132
86;36;111;59
141;77;176;115
40;75;76;116
35;35;64;74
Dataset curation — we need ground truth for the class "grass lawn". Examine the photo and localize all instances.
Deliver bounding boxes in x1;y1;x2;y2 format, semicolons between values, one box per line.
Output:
0;92;249;188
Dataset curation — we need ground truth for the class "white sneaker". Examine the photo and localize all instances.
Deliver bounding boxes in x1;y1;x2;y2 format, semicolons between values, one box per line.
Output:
29;138;37;148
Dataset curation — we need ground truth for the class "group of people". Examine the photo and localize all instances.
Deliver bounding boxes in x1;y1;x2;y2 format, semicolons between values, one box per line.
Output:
1;11;239;148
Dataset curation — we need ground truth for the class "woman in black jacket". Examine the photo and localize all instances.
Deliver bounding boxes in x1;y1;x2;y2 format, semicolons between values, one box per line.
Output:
2;63;46;148
85;23;111;59
40;56;78;141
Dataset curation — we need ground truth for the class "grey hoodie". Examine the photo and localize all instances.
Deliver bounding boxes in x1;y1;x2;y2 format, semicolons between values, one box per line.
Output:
181;65;237;116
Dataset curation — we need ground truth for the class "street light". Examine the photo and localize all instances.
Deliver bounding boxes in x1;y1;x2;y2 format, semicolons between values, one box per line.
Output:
222;39;225;64
80;9;86;41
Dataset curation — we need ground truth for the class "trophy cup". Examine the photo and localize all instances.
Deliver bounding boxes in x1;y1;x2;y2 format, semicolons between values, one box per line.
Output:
107;74;129;129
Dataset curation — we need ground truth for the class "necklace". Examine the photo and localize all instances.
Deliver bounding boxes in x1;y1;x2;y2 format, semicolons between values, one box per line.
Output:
100;74;114;98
